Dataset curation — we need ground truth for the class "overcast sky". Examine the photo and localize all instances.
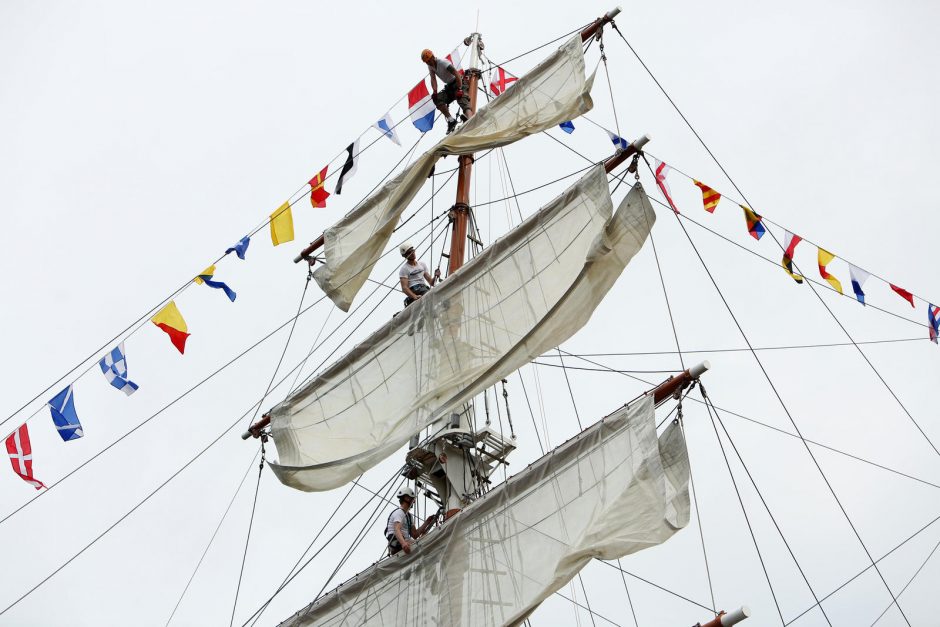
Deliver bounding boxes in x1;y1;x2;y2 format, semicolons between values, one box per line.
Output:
1;1;939;625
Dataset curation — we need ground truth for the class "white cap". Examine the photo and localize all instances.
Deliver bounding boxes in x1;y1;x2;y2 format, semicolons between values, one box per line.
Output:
400;242;414;257
397;487;416;500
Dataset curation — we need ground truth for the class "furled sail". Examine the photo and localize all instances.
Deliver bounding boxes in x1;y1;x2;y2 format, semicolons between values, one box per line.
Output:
313;34;596;311
268;165;656;491
278;396;691;627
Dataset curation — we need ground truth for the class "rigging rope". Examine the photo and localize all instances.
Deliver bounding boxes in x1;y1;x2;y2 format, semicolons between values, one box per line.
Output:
641;153;912;626
701;385;830;624
165;449;261;626
228;443;265;627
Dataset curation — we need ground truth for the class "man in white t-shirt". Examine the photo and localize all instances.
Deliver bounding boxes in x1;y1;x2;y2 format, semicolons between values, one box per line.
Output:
386;486;436;555
421;48;471;134
398;241;440;306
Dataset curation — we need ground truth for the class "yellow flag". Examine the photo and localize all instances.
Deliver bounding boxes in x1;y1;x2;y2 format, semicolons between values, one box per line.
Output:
193;265;215;285
817;248;843;294
270;201;294;246
151;300;190;354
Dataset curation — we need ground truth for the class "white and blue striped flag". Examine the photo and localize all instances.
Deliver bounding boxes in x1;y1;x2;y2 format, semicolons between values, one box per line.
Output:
99;342;139;396
374;112;401;146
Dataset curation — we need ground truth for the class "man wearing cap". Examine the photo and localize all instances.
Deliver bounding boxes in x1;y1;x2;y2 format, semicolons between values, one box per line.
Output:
386;486;436;555
399;241;440;306
421;48;471;134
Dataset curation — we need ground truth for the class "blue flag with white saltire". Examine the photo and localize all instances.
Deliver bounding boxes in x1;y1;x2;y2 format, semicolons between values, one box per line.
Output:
99;342;139;396
559;120;575;134
608;131;628;151
374;112;401;146
225;236;251;260
48;385;83;441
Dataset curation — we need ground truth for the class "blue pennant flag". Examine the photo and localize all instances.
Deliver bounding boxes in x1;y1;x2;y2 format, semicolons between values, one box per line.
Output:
48;385;83;441
559;120;575;134
195;265;236;302
373;112;402;146
608;131;628;151
99;342;139;395
225;236;251;260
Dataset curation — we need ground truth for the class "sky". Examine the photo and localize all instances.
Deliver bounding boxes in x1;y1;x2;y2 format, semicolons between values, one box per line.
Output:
1;1;939;625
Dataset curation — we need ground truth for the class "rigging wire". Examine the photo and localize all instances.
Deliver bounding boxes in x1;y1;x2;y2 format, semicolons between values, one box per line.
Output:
700;387;787;625
596;560;715;613
701;386;831;625
243;271;312;429
228;444;265;627
640;153;912;625
560;349;940;493
549;336;931;357
240;479;361;626
870;537;940;626
785;510;940;625
165;448;261;626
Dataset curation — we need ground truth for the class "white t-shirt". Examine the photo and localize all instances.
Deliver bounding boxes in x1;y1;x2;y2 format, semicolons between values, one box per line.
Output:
430;58;457;84
399;261;429;288
386;508;414;543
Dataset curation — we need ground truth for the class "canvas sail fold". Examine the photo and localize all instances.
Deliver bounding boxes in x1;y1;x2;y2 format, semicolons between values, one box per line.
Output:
313;34;596;311
268;166;656;492
278;396;691;627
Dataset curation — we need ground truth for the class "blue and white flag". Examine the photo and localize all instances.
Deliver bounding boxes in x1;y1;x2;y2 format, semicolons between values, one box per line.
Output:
374;112;401;146
99;342;139;396
225;236;251;260
48;385;84;441
848;263;870;305
608;131;628;151
559;120;575;134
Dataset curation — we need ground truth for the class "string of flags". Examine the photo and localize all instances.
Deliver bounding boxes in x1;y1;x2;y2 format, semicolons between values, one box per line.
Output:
7;44;936;492
644;155;938;344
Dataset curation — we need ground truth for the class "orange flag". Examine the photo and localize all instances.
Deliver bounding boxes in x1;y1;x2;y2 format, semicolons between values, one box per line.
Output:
151;301;190;354
693;180;721;213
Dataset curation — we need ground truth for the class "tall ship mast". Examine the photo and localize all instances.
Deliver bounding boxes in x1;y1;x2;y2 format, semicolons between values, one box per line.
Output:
2;4;937;626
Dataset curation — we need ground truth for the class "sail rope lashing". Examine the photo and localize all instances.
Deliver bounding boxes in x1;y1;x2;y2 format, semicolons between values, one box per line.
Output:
641;154;913;627
228;442;266;627
613;19;937;464
699;384;829;625
165;448;261;626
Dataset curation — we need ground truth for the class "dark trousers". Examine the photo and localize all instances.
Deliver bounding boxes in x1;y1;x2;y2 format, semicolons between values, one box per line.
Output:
404;283;430;307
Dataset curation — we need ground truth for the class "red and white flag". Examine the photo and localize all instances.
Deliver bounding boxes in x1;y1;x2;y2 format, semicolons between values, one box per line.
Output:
653;158;679;213
5;424;45;490
490;67;518;96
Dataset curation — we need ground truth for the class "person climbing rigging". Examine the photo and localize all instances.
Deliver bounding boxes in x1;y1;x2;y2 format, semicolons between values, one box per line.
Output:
421;48;471;135
386;487;436;555
399;241;440;306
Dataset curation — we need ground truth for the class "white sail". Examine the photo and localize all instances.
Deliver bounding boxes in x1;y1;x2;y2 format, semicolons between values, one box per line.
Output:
278;396;691;627
313;34;596;311
268;167;656;491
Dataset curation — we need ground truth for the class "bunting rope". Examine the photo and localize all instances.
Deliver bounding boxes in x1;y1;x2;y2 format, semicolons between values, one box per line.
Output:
643;151;911;626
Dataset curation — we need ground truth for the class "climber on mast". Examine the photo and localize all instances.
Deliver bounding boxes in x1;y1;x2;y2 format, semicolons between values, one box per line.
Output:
385;487;436;555
399;241;440;306
421;48;471;134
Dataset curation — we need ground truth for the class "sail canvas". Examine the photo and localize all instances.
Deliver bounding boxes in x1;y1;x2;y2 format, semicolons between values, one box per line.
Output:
313;34;596;312
278;396;691;626
268;167;656;491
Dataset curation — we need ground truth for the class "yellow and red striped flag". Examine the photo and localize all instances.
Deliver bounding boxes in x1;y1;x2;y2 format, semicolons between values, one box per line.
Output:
693;180;721;213
817;248;843;294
